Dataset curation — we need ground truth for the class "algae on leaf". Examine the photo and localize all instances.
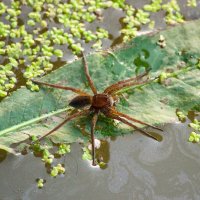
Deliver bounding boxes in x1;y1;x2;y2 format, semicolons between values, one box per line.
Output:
1;20;200;152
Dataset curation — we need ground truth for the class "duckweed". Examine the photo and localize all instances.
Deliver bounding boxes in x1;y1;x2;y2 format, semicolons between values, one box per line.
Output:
42;149;54;164
176;111;187;121
37;178;45;188
189;131;200;143
189;119;200;131
50;166;59;177
56;164;65;174
50;164;65;177
144;0;162;12
0;0;195;97
162;0;184;24
0;2;7;15
56;143;70;155
187;0;197;7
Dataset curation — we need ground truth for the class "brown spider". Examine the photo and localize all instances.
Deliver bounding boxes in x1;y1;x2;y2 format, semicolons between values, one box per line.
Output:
33;53;163;166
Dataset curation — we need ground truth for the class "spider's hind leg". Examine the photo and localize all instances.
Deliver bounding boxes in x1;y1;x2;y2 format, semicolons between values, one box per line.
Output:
103;108;161;141
110;107;163;132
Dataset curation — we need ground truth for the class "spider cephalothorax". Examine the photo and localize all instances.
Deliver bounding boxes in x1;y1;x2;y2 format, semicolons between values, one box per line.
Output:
33;53;163;166
92;94;114;109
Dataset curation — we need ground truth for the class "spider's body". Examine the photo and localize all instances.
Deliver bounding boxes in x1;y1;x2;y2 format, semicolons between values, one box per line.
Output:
92;93;114;109
33;53;163;166
69;95;92;109
69;93;114;110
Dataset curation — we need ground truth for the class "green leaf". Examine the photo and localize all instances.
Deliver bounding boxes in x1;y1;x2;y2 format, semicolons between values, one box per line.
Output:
1;20;200;152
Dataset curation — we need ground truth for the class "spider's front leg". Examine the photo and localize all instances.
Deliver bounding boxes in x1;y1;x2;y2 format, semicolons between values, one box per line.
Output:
82;53;97;95
104;71;149;94
90;110;99;166
37;109;90;141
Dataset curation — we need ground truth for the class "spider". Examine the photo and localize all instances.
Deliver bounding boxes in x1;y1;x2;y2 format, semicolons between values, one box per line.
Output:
33;53;163;166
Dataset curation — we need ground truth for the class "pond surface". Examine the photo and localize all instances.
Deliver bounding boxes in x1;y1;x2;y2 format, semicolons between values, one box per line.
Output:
1;120;200;200
1;1;200;200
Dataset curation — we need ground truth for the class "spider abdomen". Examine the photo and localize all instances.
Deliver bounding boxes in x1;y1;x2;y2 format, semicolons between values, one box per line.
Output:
69;95;92;108
92;94;114;109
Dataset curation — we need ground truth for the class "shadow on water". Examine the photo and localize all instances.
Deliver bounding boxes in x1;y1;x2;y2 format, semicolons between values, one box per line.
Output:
0;112;200;200
1;1;200;199
148;131;163;142
1;112;200;199
0;149;7;163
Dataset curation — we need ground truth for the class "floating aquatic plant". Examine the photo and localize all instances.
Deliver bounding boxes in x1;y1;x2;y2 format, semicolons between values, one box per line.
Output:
0;0;196;97
187;0;197;7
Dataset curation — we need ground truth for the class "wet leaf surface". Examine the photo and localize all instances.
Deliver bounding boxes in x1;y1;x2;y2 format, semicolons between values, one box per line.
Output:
0;20;200;151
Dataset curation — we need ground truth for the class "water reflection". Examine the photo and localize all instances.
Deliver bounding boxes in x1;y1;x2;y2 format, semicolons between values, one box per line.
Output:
1;113;200;200
0;149;7;162
96;139;110;169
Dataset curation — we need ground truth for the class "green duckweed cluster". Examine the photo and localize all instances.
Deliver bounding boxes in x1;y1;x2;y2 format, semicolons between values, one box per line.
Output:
29;136;71;185
0;0;112;94
187;0;197;7
144;0;162;12
37;178;45;188
0;0;197;97
50;163;65;177
189;118;200;143
176;111;187;121
189;119;200;130
121;5;150;42
189;131;200;143
30;136;106;186
82;146;92;161
162;0;184;25
176;111;200;143
42;149;54;164
56;143;70;155
121;0;186;42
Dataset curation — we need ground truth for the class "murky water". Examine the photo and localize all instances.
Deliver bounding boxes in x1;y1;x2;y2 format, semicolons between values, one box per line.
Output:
1;1;200;199
1;120;200;200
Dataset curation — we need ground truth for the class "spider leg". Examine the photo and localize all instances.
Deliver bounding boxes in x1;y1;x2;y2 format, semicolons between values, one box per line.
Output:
110;107;163;131
104;71;148;94
82;53;97;95
109;78;151;95
103;108;160;141
90;110;99;166
32;80;89;95
38;109;90;141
